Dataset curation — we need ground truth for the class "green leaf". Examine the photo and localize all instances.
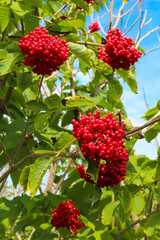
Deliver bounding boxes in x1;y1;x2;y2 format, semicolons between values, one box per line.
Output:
0;7;10;32
0;52;19;76
70;0;88;11
17;72;34;91
54;132;75;151
19;166;31;193
58;19;85;29
31;223;57;240
44;94;61;110
0;49;7;60
140;160;158;182
132;194;145;215
90;185;102;212
142;107;159;121
67;42;94;65
116;68;138;93
34;112;50;132
26;100;48;114
61;169;80;193
144;123;160;142
102;201;120;225
65;96;95;107
107;77;123;106
145;213;160;236
120;187;133;213
10;2;31;17
28;157;54;197
3;118;26;150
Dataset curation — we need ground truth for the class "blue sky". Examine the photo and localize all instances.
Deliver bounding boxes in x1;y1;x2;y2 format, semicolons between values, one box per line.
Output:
83;0;160;159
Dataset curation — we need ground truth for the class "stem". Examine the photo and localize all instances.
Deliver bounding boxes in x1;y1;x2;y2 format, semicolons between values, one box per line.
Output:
0;139;12;165
53;159;72;194
109;0;114;30
0;151;80;183
125;116;160;137
54;4;67;17
114;207;160;240
73;41;104;47
66;60;76;97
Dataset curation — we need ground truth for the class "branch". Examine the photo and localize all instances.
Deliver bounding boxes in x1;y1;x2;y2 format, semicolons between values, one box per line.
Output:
136;27;160;49
114;207;160;240
113;2;125;29
109;0;114;30
73;41;104;47
66;60;76;97
54;4;68;17
53;159;72;194
125;116;160;138
0;152;80;183
0;139;12;165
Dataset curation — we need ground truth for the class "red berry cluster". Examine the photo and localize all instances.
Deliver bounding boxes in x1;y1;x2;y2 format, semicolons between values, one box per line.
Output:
18;27;69;75
50;200;85;235
88;22;100;33
98;28;142;70
72;111;129;187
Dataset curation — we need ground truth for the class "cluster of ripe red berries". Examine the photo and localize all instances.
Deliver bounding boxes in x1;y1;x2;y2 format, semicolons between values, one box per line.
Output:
72;111;129;187
18;27;69;75
98;28;142;70
50;200;85;235
88;22;100;33
25;134;34;140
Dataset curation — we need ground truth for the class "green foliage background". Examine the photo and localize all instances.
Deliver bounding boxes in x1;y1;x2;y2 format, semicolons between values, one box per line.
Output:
0;0;160;239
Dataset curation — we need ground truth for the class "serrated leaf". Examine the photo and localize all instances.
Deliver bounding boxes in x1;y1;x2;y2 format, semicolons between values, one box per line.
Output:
65;96;95;107
67;42;94;65
3;118;26;149
19;166;31;193
142;107;159;121
10;2;31;17
102;201;120;225
61;169;80;192
54;132;75;151
58;19;85;29
34;112;50;132
145;213;160;236
26;100;47;114
70;0;88;11
116;68;137;93
0;53;19;76
132;194;145;215
0;7;10;32
140;160;158;182
44;94;61;110
144;123;160;142
120;187;133;213
28;157;54;197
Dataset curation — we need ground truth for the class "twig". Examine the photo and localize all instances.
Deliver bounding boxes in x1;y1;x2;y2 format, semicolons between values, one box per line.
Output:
66;60;76;97
20;19;24;35
136;27;160;49
43;72;58;82
0;178;7;192
73;41;104;47
42;82;50;97
145;46;160;54
0;151;80;183
121;0;140;18
125;116;160;138
0;139;12;165
123;15;139;36
54;4;67;17
36;76;44;101
114;207;160;240
109;0;114;30
113;2;125;29
53;159;72;194
44;159;60;195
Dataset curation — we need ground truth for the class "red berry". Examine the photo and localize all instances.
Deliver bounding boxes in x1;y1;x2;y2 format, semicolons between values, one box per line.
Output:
18;27;69;75
88;22;100;33
72;111;129;187
98;28;142;70
50;201;85;235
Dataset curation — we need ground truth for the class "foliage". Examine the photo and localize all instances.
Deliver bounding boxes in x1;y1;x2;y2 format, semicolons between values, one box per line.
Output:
0;0;160;239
